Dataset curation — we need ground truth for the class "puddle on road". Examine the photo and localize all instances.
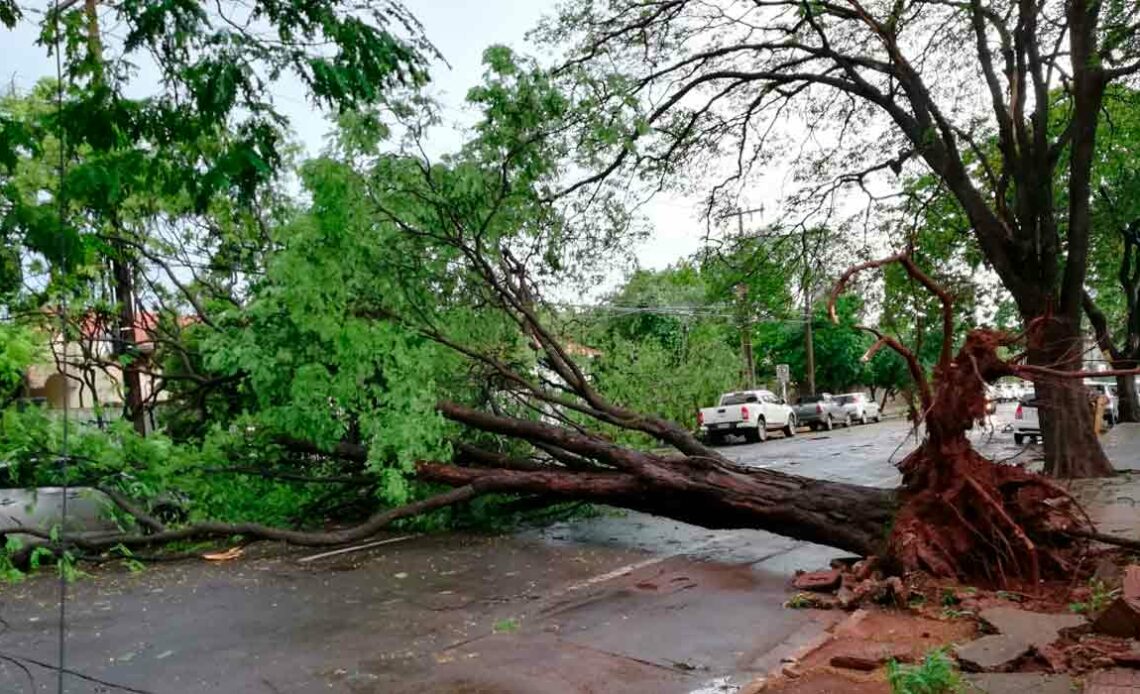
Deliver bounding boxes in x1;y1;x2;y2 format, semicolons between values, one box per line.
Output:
688;675;738;693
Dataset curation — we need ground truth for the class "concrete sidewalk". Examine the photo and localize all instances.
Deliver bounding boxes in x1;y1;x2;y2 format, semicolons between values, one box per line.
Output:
1099;422;1140;471
1069;422;1140;542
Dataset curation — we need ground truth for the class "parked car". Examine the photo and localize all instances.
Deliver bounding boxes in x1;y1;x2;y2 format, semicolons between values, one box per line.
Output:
698;389;796;444
791;393;847;431
834;392;881;425
1014;383;1119;444
1013;388;1041;444
1010;381;1030;401
994;383;1016;402
994;381;1029;402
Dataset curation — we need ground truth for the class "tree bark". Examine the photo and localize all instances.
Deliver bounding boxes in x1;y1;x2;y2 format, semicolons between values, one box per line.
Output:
1028;317;1115;477
419;461;896;557
111;248;148;436
38;454;895;561
1118;372;1140;423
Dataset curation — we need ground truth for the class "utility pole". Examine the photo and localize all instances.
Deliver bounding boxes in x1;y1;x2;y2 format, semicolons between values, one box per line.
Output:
801;228;816;395
733;213;756;389
735;282;756;389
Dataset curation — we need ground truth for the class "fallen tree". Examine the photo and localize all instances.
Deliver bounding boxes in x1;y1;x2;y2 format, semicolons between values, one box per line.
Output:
409;250;1097;584
40;249;1117;587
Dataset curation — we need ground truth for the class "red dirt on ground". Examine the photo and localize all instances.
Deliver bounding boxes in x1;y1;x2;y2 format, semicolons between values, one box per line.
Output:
748;608;977;693
759;670;887;693
907;573;1083;615
800;609;976;671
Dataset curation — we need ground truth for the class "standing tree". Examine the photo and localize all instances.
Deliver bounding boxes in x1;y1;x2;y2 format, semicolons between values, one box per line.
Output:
538;0;1140;477
1080;87;1140;422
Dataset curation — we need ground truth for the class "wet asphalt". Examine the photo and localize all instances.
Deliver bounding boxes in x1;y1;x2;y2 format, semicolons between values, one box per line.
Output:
0;406;1036;693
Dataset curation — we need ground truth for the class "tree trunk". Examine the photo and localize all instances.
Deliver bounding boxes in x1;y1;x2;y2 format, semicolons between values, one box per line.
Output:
431;401;897;556
420;462;895;556
1033;377;1112;477
1026;316;1114;478
1117;371;1140;423
43;453;897;560
111;249;148;436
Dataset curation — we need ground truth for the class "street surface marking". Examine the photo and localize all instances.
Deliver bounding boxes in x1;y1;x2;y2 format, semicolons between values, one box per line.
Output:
563;533;741;592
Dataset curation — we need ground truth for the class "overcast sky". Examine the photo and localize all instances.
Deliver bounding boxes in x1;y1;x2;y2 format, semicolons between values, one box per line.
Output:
3;1;712;271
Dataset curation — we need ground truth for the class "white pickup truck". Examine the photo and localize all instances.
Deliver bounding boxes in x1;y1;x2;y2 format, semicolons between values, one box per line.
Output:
698;389;796;444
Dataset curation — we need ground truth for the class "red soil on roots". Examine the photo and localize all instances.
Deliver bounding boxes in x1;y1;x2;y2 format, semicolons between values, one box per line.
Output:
886;330;1090;584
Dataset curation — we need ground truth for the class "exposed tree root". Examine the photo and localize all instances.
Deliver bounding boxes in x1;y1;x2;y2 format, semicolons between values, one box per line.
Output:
1065;529;1140;552
888;442;1088;583
831;266;1095;583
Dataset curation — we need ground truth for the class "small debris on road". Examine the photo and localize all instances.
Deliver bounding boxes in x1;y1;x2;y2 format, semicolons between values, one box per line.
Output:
1092;567;1140;638
203;546;244;562
1092;597;1140;638
792;569;840;592
828;654;878;671
296;535;416;563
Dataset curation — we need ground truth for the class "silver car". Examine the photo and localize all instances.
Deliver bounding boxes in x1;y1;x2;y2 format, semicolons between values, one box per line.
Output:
834;392;882;425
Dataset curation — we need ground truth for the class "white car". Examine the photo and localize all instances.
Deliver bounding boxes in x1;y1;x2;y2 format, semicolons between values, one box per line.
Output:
995;383;1016;402
834;392;881;425
698;389;796;444
1010;381;1030;401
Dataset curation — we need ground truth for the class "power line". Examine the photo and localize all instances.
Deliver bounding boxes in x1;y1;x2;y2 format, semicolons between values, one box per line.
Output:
556;302;814;324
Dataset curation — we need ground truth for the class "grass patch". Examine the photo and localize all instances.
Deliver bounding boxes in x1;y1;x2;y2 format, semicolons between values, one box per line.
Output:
886;648;962;694
492;618;520;633
1069;578;1119;615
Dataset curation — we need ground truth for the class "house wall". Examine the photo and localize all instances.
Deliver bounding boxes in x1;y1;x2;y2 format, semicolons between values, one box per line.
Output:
23;336;165;426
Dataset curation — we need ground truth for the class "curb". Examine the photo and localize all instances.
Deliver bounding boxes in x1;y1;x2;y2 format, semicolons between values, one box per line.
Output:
739;610;870;693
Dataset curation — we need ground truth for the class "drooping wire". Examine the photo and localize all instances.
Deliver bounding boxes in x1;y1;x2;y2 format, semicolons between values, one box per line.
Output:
51;2;70;692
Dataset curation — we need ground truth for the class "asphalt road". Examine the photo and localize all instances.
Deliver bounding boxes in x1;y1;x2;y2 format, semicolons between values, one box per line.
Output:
720;401;1036;485
0;406;1035;694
